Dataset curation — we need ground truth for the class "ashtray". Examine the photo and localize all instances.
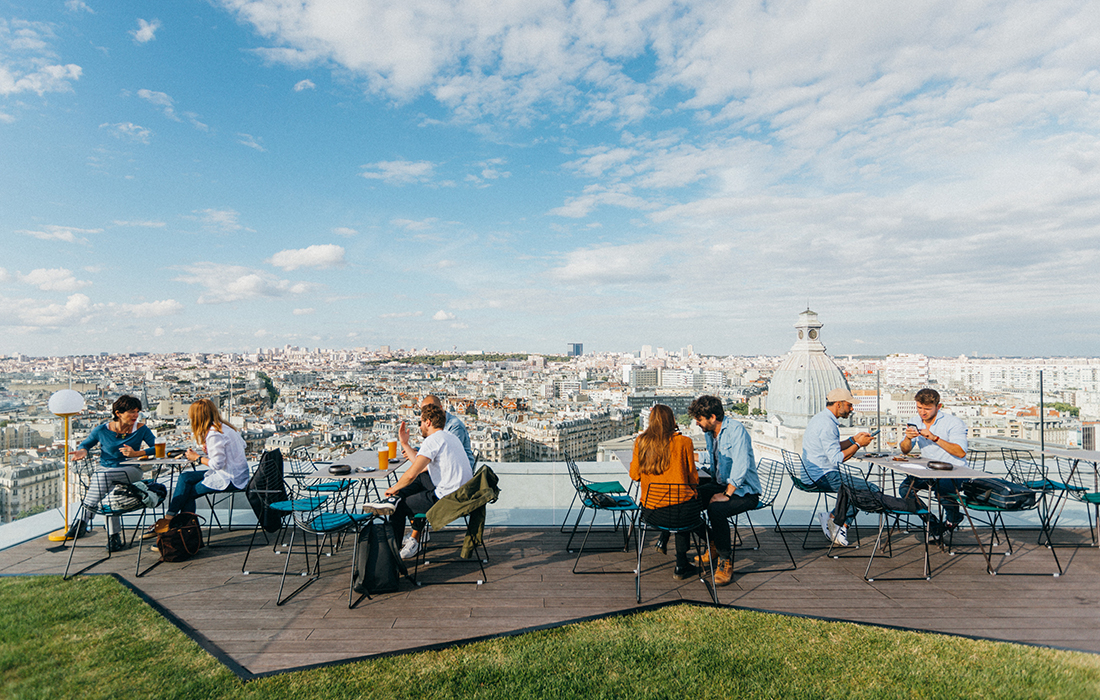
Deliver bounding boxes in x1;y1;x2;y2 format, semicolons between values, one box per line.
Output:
328;464;352;475
927;461;954;471
389;458;402;464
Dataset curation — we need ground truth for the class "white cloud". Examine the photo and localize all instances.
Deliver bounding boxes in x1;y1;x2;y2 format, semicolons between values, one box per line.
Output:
175;263;314;304
332;226;358;237
100;121;152;144
267;244;345;270
0;20;83;97
380;310;423;319
391;217;438;231
292;307;314;315
432;310;455;321
237;133;266;152
120;299;183;317
293;79;315;91
0;293;92;327
216;0;659;124
137;88;179;120
361;159;435;184
192;208;248;233
65;1;94;13
130;18;161;44
17;225;101;243
18;267;91;292
153;327;165;336
0;268;8;282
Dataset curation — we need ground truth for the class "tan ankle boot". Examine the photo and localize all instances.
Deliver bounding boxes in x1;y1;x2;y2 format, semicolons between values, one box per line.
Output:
714;558;734;586
693;546;716;566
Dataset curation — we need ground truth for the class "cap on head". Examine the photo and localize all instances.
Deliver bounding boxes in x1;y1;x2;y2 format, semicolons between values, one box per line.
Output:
825;388;856;405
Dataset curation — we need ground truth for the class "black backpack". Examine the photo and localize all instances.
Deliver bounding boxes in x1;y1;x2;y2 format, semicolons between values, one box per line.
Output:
353;522;407;595
246;450;287;533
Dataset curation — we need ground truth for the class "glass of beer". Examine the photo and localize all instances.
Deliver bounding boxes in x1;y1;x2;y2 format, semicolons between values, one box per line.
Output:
388;439;398;460
378;448;389;470
154;438;166;459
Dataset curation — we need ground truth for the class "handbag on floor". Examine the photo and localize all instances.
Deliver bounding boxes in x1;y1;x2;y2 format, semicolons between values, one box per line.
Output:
153;512;205;562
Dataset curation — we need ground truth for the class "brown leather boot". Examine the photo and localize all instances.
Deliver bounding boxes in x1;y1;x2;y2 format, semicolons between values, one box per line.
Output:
714;558;734;587
693;545;715;566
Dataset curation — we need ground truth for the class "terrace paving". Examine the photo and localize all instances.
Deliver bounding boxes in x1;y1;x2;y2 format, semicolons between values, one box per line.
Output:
1;521;1097;679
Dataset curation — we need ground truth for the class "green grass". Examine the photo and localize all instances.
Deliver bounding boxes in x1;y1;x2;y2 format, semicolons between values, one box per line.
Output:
2;575;1099;699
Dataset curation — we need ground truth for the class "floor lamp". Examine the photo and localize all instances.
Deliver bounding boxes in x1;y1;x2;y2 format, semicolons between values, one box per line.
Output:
47;389;85;542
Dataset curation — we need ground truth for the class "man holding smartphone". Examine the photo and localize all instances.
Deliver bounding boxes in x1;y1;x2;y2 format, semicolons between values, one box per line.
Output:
899;388;969;540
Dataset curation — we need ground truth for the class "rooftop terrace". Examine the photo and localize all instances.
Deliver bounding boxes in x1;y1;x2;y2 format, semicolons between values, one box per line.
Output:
2;462;1097;679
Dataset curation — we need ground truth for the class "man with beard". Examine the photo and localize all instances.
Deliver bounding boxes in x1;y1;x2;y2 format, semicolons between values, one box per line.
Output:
801;387;875;546
898;388;969;540
364;403;473;559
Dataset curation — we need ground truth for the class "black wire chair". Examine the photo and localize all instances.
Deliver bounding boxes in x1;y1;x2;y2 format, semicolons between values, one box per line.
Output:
726;459;797;572
832;463;932;582
635;482;716;604
777;449;840;549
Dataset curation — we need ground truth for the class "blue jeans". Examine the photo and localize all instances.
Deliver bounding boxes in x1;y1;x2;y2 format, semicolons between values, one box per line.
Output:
810;471;879;525
168;470;218;515
898;476;962;526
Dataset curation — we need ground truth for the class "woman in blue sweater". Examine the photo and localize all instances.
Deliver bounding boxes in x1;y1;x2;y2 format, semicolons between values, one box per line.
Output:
68;394;157;551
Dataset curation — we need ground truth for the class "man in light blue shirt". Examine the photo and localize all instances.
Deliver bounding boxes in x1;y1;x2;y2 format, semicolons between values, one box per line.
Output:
801;387;875;546
899;388;969;539
688;395;761;587
422;395;477;470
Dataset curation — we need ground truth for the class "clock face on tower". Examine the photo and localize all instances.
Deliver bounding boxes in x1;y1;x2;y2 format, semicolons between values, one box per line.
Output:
798;330;804;339
809;329;818;340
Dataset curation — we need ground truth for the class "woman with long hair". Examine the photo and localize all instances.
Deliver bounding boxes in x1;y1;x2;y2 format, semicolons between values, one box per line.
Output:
153;399;249;535
629;404;700;580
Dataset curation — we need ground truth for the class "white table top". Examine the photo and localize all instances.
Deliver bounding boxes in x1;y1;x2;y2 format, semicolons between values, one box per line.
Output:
1045;448;1100;463
303;449;405;480
120;457;192;471
861;454;990;480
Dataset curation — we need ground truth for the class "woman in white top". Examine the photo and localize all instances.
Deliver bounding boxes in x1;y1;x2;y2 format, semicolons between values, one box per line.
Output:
164;399;250;517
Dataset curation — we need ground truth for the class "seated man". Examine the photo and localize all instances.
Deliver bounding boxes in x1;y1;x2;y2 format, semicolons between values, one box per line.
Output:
421;394;476;470
898;388;969;540
364;403;474;559
801;387;876;546
687;395;761;587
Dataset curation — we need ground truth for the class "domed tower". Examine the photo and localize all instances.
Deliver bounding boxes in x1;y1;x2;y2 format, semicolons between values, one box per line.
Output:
767;309;850;430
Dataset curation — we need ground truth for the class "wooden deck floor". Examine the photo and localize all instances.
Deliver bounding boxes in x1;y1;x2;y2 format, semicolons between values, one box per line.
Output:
2;521;1097;678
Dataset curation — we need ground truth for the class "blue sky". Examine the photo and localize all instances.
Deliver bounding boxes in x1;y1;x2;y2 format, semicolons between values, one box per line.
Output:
2;0;1098;358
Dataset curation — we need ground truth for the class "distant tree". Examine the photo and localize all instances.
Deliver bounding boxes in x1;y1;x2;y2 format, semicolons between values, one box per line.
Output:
1051;402;1080;418
750;407;766;416
730;403;749;416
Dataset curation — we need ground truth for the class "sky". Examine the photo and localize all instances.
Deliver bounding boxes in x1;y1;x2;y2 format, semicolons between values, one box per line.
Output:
2;0;1099;359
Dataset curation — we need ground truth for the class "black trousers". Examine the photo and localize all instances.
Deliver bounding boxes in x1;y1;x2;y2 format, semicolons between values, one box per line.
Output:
699;481;759;560
389;472;438;543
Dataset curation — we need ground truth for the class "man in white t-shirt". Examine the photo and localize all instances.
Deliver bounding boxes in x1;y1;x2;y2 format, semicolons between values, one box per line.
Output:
364;403;473;559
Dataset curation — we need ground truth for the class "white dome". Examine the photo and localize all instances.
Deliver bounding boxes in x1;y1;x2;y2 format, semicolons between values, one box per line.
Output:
767;309;849;430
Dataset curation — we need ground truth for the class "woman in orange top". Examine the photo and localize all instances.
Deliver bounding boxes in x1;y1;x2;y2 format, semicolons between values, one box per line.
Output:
630;404;700;580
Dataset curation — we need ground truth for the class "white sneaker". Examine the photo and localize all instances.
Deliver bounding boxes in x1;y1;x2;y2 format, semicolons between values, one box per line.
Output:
363;497;397;516
831;524;849;547
400;537;420;560
818;511;833;540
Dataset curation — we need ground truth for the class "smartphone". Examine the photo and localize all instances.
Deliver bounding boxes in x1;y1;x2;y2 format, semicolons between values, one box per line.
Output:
869;429;881;438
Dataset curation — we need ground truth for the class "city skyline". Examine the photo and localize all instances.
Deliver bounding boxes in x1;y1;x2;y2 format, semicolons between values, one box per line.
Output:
3;1;1099;358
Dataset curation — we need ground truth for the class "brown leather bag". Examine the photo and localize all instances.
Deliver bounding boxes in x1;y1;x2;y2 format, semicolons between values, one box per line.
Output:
153;512;204;562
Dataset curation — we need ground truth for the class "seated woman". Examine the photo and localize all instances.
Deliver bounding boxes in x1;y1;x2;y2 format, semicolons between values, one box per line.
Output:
629;404;700;580
69;394;157;551
155;399;249;533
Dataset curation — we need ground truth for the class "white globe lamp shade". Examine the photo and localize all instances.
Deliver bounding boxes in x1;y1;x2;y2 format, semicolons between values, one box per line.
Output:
49;389;85;416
